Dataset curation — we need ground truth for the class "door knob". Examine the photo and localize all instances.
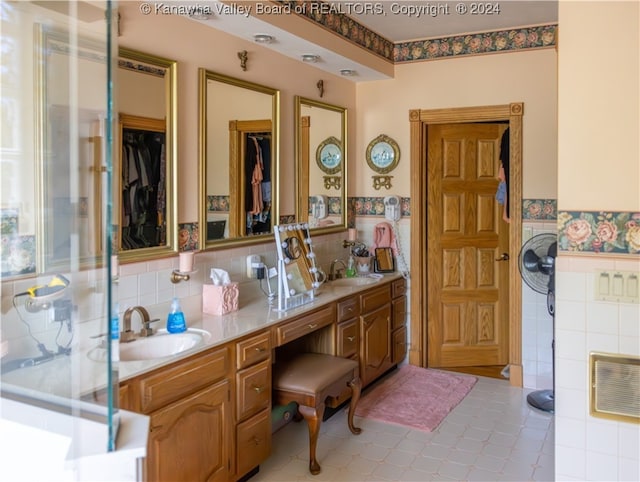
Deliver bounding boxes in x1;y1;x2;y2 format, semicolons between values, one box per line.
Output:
495;253;510;261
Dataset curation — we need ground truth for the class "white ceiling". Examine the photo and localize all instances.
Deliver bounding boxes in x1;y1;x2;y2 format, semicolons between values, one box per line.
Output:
340;1;558;42
188;0;558;82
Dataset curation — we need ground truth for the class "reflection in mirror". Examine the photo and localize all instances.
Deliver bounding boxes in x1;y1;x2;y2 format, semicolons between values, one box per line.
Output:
295;96;347;234
116;48;177;262
199;69;279;249
39;27;108;273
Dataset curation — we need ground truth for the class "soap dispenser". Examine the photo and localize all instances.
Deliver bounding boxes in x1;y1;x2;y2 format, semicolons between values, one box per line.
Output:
167;297;187;333
346;255;356;278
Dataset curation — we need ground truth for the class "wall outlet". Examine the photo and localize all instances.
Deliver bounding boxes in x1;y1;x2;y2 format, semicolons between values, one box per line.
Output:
246;254;262;278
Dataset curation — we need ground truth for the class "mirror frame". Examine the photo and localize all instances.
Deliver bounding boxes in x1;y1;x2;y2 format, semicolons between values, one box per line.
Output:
37;25;112;273
116;48;178;263
198;69;280;250
294;96;347;235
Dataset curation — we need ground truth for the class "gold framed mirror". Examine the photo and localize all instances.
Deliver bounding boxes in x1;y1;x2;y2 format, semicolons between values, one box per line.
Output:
294;96;347;233
38;26;110;273
116;48;178;262
198;69;280;249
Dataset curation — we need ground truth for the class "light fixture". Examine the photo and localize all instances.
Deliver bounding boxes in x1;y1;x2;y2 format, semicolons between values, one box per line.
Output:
340;69;356;76
301;54;320;63
188;7;212;20
253;34;274;44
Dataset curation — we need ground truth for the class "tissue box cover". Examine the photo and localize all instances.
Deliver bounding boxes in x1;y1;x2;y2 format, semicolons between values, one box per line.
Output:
203;283;239;315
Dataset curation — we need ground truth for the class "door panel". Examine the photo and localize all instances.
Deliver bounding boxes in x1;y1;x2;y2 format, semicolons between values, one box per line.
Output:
427;123;509;368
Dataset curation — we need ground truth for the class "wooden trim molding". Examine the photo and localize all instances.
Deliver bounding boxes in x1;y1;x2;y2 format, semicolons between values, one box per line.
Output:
409;103;524;387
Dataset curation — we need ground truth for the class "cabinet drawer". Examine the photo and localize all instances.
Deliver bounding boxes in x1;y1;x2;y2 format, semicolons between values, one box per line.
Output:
360;285;390;313
337;297;359;322
392;278;407;298
276;304;335;346
236;408;271;478
138;345;230;413
236;330;271;370
236;359;271;421
336;318;359;359
392;297;406;331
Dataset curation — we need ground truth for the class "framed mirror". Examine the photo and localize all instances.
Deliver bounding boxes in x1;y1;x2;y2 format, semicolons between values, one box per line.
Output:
199;69;280;249
294;96;347;233
38;26;109;273
116;48;178;262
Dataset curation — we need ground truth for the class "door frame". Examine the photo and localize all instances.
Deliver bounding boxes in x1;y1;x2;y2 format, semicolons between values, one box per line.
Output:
408;103;524;387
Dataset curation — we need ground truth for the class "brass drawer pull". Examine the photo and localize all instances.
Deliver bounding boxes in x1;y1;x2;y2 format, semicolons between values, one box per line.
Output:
346;336;355;342
252;385;265;394
307;323;318;329
251;436;263;445
254;346;266;352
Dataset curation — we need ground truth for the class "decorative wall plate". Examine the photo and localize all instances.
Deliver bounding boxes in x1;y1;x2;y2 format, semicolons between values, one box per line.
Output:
316;136;342;174
366;134;400;174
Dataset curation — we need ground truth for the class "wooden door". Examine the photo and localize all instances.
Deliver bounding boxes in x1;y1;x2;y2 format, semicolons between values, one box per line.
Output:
427;123;509;368
146;380;232;482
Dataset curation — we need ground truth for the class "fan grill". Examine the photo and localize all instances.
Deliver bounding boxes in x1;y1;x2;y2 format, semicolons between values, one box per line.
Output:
518;233;557;294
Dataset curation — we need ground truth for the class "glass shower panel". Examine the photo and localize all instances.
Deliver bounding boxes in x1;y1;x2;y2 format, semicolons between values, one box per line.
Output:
0;0;118;453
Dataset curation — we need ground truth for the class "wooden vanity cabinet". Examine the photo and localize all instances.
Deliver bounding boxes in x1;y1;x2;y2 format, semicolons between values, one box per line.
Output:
359;284;392;386
121;345;234;482
391;278;408;364
336;297;360;360
234;330;272;480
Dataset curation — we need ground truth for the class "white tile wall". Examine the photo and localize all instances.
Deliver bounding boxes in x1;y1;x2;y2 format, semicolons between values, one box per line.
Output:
554;255;640;481
521;221;557;389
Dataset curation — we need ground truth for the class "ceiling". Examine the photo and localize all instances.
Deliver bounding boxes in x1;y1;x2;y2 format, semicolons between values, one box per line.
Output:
339;1;558;42
188;0;558;82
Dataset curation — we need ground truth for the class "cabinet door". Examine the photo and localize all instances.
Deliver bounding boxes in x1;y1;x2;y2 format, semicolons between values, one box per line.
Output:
392;326;407;365
360;305;392;386
146;380;232;482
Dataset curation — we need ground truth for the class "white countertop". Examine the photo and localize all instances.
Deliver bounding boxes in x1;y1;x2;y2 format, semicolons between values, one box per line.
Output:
1;274;403;400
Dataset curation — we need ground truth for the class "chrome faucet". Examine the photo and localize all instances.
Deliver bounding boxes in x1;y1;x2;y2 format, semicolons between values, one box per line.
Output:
122;306;159;341
328;259;347;281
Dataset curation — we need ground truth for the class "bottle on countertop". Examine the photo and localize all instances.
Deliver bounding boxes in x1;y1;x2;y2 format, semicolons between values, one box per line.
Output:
167;297;187;333
345;255;356;278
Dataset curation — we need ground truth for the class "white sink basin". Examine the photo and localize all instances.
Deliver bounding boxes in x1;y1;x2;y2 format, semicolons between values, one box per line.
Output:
88;329;211;362
331;276;381;288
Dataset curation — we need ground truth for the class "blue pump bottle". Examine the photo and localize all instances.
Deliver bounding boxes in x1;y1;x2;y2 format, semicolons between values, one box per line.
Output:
166;297;187;333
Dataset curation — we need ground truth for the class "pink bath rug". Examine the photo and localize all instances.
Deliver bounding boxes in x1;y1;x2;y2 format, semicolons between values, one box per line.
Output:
355;364;477;432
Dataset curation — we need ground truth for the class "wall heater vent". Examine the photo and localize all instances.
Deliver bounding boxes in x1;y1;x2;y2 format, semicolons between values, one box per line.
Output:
590;352;640;424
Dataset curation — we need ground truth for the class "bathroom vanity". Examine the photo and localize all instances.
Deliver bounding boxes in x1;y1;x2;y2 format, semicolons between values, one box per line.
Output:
117;274;407;481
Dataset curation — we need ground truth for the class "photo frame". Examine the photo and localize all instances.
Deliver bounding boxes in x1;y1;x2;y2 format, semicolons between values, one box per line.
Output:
374;247;396;273
366;134;400;174
315;136;342;174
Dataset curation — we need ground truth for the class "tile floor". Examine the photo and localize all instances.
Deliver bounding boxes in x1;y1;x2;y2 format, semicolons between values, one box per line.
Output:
251;372;555;482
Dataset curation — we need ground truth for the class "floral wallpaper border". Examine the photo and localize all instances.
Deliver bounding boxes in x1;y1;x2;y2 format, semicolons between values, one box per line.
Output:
523;199;557;220
558;211;640;255
393;24;557;63
206;195;230;213
279;1;557;63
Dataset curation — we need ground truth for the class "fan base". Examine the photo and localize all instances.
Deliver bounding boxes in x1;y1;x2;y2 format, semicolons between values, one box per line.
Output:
527;389;554;413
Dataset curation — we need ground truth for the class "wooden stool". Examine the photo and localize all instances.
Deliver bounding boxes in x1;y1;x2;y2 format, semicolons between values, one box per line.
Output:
272;352;362;475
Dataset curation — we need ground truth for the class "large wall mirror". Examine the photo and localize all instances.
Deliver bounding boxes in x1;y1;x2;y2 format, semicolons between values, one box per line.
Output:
116;48;177;262
37;37;177;272
294;96;347;233
198;69;280;249
38;26;109;273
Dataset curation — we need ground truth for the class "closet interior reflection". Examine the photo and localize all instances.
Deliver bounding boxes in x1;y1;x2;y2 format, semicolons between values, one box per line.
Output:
116;48;177;262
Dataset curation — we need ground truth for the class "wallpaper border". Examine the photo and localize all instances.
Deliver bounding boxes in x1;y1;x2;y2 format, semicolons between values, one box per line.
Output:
279;1;557;63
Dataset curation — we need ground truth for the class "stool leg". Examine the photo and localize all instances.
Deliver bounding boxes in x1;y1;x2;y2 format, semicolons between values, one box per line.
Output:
347;376;363;435
298;403;324;475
